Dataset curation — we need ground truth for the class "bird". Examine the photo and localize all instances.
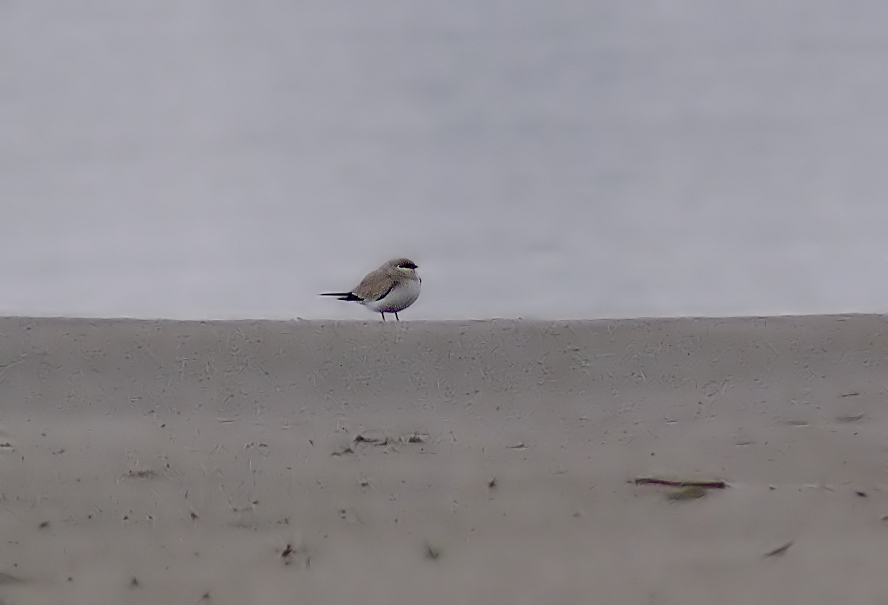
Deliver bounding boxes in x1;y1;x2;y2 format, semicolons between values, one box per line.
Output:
321;258;421;321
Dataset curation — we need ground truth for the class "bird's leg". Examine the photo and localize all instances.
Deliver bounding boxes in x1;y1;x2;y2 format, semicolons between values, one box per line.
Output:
395;312;400;321
381;313;386;322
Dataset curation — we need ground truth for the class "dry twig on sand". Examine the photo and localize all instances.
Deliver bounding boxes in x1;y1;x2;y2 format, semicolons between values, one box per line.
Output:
633;477;728;489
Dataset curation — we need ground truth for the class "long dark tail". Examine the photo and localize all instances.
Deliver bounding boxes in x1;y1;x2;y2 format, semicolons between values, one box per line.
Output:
320;292;363;302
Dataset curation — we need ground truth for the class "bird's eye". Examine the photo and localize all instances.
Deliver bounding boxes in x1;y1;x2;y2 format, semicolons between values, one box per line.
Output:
399;261;417;269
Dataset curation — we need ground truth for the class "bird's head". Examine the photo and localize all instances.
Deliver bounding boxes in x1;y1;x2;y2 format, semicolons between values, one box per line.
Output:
385;258;419;277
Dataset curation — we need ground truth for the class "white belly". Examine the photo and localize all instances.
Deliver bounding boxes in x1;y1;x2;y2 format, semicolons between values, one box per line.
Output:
363;278;421;314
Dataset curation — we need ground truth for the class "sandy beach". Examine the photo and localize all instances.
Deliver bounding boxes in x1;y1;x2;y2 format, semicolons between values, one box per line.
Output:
0;315;887;604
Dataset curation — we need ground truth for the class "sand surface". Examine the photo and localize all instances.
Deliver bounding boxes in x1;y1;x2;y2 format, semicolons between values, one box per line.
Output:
0;316;887;604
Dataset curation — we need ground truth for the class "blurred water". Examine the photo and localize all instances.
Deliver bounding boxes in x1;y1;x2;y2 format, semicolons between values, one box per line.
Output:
3;0;888;320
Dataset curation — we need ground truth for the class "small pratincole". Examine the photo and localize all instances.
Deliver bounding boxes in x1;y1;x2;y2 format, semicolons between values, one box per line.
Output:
321;258;421;321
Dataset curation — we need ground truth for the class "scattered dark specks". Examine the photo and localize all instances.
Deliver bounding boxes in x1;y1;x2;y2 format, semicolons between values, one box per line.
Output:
130;577;139;588
506;442;527;450
839;391;860;398
331;446;354;457
38;521;50;529
762;540;793;558
190;511;199;521
201;591;210;600
856;491;868;498
488;478;497;489
281;544;293;559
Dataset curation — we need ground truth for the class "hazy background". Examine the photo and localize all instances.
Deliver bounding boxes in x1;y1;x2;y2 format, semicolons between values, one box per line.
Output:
3;0;888;320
